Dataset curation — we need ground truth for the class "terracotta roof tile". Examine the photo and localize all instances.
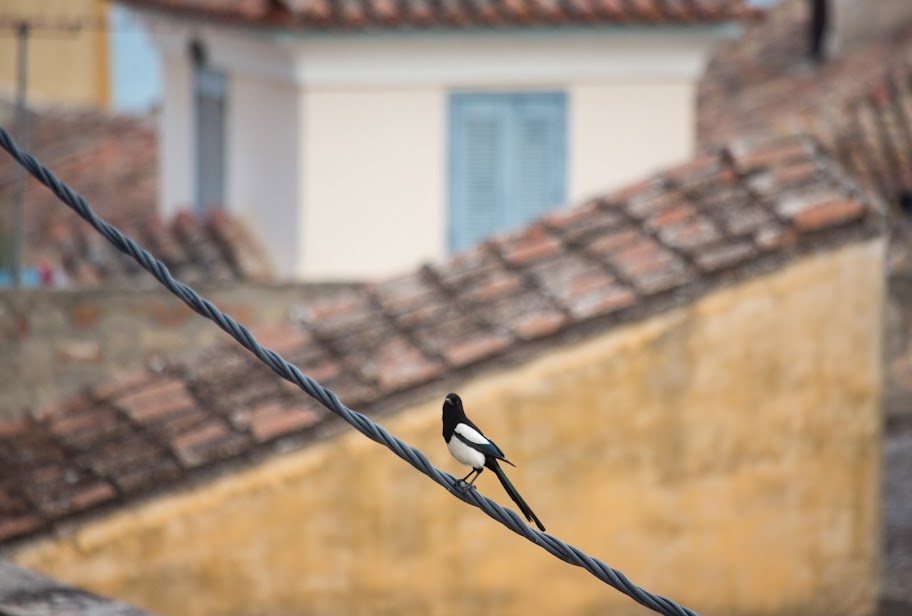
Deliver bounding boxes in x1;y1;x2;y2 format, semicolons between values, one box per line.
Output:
113;459;182;492
29;475;115;518
413;308;499;359
78;435;166;478
249;323;315;356
0;417;31;439
48;407;126;447
373;338;445;391
90;369;153;401
369;271;436;313
120;0;756;29
247;401;322;442
442;333;512;367
0;134;882;545
114;379;195;423
511;311;568;340
693;241;755;273
543;199;621;241
0;516;42;543
171;421;230;454
791;198;867;233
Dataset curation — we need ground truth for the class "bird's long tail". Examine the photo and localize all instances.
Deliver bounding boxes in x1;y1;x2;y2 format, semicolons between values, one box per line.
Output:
490;461;546;532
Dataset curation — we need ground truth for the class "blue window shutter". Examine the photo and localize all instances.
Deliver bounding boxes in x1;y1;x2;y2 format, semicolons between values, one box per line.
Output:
508;93;567;229
448;92;566;253
449;94;509;252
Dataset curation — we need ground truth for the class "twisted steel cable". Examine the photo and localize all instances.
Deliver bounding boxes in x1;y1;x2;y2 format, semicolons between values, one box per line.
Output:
0;126;698;616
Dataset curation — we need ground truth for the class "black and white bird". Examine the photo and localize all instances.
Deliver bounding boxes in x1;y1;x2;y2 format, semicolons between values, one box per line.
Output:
442;393;545;531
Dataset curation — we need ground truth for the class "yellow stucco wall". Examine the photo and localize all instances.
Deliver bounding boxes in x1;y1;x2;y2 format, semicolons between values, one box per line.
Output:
11;240;884;616
0;0;109;108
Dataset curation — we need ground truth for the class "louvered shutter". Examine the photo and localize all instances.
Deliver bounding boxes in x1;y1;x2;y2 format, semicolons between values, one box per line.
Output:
509;93;567;229
449;94;509;252
448;92;566;253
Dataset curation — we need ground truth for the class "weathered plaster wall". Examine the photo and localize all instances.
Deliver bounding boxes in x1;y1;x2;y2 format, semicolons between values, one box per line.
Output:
10;240;884;616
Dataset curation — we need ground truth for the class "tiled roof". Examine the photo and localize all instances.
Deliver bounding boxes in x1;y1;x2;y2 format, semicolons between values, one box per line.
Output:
815;65;912;209
23;208;274;287
696;0;912;270
698;0;912;144
0;105;158;233
119;0;758;30
0;134;882;545
0;103;272;285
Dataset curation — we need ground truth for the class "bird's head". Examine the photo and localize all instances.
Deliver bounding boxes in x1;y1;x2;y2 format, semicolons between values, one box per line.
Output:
443;393;462;417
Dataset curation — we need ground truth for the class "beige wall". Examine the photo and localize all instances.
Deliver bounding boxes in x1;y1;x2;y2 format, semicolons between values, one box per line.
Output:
228;73;304;274
159;52;192;216
10;239;885;616
155;27;306;271
301;87;446;278
569;80;694;201
0;0;109;108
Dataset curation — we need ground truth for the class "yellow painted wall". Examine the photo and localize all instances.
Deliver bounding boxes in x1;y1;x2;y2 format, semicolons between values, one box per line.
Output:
12;240;884;616
0;0;109;108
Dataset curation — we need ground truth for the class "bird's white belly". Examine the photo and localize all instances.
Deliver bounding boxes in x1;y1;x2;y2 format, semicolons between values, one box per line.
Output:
448;437;486;469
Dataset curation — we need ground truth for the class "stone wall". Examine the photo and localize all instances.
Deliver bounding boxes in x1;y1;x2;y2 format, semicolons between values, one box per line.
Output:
9;240;884;616
0;282;356;418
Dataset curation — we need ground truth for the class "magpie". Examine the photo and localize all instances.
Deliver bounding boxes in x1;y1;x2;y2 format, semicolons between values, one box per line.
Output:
442;393;546;531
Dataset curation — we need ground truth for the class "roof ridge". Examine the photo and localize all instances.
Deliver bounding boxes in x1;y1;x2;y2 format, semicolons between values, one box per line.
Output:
120;0;756;29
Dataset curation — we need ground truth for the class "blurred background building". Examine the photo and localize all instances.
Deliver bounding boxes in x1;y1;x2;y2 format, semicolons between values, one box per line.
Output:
123;0;748;280
1;1;912;615
0;0;160;112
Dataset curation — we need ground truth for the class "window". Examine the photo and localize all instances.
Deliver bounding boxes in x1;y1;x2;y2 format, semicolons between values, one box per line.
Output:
192;42;226;215
448;92;567;253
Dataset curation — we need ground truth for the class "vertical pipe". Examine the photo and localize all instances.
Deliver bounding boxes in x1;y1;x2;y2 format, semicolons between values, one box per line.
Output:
809;0;829;63
11;21;29;288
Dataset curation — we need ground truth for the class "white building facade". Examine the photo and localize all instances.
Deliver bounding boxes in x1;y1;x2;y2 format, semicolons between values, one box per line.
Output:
129;2;746;280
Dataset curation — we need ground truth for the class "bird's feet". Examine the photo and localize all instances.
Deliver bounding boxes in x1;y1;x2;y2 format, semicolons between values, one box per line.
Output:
455;480;476;493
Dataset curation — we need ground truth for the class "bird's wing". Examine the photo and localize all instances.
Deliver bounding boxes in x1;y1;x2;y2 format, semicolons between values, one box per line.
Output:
454;423;513;465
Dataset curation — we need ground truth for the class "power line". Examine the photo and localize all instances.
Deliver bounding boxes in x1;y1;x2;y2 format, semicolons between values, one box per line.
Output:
0;124;701;616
